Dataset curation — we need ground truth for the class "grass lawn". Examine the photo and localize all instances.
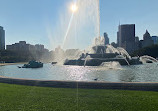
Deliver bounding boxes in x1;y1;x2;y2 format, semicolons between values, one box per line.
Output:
0;83;158;111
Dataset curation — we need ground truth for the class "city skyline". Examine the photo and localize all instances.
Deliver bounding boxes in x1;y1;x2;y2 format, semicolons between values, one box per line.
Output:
0;0;158;50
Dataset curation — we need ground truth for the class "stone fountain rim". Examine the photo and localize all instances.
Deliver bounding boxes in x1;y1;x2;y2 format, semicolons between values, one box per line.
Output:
0;76;158;91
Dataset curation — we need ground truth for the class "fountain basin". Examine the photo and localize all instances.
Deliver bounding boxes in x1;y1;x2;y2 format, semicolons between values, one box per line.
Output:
1;63;158;83
1;76;158;91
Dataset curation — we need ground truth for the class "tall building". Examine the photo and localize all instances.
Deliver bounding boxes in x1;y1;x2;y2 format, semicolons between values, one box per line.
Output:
141;30;153;48
143;30;151;40
152;36;158;44
35;44;44;52
6;41;45;52
117;31;119;47
117;24;135;53
0;26;5;50
7;41;30;51
135;36;139;50
103;32;109;45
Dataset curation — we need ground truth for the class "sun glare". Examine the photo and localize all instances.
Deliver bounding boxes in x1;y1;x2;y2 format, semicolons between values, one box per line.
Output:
71;4;78;12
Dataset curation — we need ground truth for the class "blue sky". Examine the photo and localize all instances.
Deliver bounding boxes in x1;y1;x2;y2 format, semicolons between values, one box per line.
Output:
0;0;158;50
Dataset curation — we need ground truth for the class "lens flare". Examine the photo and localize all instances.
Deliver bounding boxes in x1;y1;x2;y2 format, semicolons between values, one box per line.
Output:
71;4;78;12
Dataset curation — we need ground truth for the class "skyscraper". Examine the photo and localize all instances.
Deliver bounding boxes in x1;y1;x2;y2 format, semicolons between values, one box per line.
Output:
0;26;5;50
104;32;109;45
141;30;153;48
152;36;158;44
135;36;139;50
117;24;135;54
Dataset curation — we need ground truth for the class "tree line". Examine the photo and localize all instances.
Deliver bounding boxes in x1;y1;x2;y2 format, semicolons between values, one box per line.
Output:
131;45;158;58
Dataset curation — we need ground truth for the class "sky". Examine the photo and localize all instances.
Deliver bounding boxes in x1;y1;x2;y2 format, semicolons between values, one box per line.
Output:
0;0;158;50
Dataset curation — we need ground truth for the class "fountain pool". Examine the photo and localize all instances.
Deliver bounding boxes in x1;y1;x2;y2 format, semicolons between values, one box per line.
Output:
0;63;158;83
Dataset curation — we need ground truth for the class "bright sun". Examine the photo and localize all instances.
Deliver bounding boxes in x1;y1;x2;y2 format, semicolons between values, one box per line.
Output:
71;4;78;12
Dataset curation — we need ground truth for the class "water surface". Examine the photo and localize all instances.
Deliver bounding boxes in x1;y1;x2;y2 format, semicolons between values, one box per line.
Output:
0;63;158;82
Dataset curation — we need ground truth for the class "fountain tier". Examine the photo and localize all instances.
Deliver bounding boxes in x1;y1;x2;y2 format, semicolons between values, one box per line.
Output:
64;44;143;66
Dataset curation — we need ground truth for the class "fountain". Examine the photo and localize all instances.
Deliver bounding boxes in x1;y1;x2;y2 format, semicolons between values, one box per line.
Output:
1;0;158;91
100;61;122;69
64;43;143;66
62;0;101;49
58;0;157;66
140;55;158;63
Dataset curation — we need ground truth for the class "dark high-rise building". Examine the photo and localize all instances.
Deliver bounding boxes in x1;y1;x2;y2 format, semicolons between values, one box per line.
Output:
117;31;119;47
141;30;153;48
143;30;151;40
135;36;139;50
117;24;135;53
0;26;5;50
152;36;158;44
104;32;109;45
